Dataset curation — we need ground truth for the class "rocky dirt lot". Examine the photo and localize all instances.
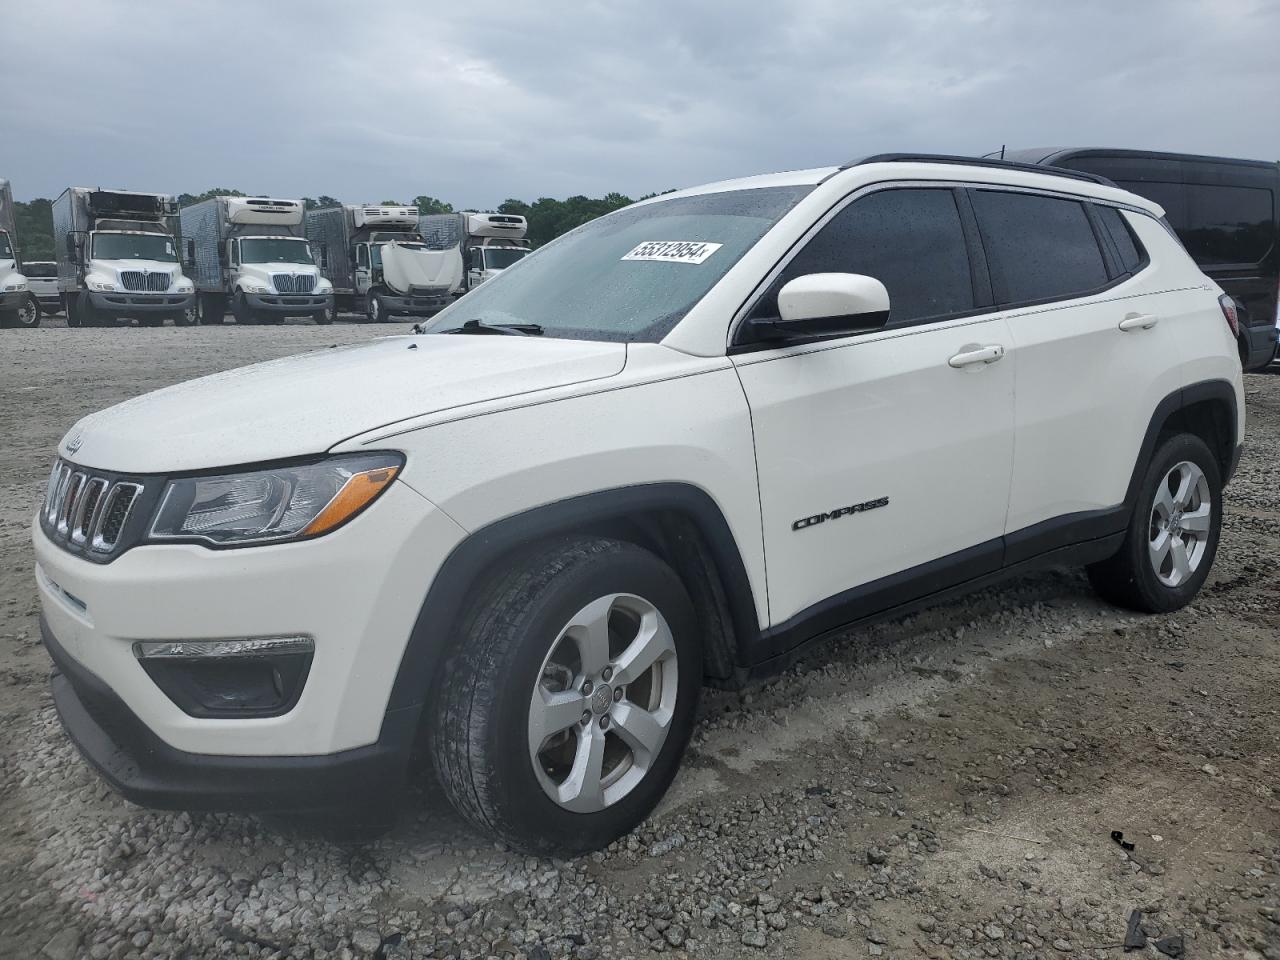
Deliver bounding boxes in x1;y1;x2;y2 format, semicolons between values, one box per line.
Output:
0;319;1277;960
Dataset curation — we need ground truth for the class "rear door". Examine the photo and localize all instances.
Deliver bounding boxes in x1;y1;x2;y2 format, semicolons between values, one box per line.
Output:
968;188;1186;559
733;185;1015;640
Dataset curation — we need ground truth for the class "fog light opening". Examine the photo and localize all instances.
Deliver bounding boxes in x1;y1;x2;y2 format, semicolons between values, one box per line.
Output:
133;635;314;719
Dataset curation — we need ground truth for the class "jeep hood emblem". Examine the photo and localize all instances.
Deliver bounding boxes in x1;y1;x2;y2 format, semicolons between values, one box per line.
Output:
66;433;83;454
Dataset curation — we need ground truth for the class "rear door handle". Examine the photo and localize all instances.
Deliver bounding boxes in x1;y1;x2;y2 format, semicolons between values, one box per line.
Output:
948;344;1005;368
1118;312;1159;332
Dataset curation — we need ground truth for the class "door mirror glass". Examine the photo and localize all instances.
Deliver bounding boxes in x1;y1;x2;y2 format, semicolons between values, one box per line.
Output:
183;238;195;267
767;273;890;339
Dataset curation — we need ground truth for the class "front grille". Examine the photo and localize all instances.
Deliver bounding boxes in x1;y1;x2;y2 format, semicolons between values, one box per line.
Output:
272;274;315;293
41;460;146;559
119;271;171;292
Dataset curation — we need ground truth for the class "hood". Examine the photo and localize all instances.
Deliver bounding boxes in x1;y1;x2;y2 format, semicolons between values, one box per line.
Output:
382;242;463;295
59;335;627;473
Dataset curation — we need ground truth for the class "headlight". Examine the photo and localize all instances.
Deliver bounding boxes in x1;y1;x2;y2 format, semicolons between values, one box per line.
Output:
240;281;269;294
149;452;403;546
3;282;26;292
175;281;193;293
316;279;332;292
87;277;116;292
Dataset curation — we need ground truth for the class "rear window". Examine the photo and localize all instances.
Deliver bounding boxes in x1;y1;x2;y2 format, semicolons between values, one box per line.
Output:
1096;207;1145;274
1116;180;1275;266
970;191;1109;305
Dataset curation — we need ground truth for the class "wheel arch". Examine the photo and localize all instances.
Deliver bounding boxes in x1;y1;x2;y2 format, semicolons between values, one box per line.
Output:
1126;379;1240;506
384;484;763;729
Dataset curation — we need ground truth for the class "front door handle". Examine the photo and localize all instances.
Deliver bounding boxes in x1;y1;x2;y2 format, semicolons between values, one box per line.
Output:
948;344;1005;368
1118;312;1159;332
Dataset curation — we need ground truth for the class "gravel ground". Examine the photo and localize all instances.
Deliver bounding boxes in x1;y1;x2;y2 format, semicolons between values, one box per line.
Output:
1;318;1278;960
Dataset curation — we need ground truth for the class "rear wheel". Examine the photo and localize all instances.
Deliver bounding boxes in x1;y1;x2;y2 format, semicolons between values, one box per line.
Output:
431;538;701;855
1087;433;1222;613
200;294;226;325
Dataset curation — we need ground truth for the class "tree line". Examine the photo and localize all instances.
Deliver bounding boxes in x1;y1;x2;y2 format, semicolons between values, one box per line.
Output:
9;188;667;261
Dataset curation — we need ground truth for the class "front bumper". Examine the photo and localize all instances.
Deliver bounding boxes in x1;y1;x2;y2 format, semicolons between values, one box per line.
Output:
383;292;451;315
33;479;467;760
245;291;334;314
89;291;194;314
45;616;416;812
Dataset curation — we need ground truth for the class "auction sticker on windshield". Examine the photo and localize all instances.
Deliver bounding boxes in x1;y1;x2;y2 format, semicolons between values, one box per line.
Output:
621;241;723;264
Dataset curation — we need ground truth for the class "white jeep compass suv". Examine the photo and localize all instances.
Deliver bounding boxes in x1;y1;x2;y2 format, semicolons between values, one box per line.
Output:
35;155;1244;854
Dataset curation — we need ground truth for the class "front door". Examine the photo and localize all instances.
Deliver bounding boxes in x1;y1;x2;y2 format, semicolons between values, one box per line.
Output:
732;186;1015;642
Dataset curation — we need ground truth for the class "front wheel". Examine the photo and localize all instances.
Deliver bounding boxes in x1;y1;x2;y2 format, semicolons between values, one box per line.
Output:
313;304;335;325
232;292;258;325
367;293;388;323
1087;433;1223;613
12;294;41;329
431;538;701;855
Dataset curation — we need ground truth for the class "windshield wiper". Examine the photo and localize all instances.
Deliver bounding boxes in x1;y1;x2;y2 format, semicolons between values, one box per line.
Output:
446;319;544;336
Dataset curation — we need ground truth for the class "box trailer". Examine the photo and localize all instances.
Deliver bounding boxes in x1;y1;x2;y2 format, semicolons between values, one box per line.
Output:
180;196;334;325
53;187;194;328
306;204;462;322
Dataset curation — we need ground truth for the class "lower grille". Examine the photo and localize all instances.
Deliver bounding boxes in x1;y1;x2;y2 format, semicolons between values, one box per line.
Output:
272;274;315;293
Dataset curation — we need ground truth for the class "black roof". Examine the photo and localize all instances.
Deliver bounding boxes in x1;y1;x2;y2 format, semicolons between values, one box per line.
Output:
996;147;1279;170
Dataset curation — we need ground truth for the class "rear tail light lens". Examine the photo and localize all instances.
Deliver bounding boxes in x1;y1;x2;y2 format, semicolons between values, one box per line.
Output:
1219;294;1240;337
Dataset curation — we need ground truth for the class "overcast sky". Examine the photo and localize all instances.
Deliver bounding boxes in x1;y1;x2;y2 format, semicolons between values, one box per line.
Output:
3;0;1277;205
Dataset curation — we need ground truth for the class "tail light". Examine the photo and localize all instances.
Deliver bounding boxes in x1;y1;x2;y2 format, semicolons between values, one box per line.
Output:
1218;294;1239;337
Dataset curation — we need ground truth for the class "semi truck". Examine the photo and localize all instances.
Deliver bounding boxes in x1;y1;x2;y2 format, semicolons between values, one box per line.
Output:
179;196;334;325
305;203;462;322
420;211;531;291
53;187;194;328
0;179;39;328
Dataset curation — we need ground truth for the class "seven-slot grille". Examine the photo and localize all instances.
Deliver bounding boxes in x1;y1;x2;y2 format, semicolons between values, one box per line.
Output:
43;461;142;556
271;273;315;293
119;270;171;292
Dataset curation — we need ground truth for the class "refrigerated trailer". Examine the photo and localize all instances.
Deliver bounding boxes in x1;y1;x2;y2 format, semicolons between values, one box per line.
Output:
53;187;194;327
180;196;334;325
305;204;462;322
0;179;39;328
421;211;530;292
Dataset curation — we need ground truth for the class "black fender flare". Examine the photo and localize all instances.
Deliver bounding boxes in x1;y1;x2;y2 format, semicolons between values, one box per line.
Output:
1123;378;1240;506
382;483;762;721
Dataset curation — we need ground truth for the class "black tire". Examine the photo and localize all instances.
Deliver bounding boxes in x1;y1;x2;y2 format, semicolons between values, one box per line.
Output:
201;294;226;325
367;293;387;323
431;537;701;855
1087;433;1223;613
232;292;256;325
176;303;197;326
313;304;334;325
65;295;82;328
13;294;41;329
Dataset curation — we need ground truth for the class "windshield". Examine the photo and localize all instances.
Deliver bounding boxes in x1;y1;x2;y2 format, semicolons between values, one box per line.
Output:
425;186;811;342
92;231;177;262
240;237;314;265
0;231;11;260
480;247;528;271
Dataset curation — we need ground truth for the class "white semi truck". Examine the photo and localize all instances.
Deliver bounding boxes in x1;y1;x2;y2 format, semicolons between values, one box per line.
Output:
305;204;462;322
180;196;334;325
0;179;39;328
420;211;531;292
53;187;194;328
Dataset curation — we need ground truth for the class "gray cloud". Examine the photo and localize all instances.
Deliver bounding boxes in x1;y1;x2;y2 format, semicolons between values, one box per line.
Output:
2;0;1276;205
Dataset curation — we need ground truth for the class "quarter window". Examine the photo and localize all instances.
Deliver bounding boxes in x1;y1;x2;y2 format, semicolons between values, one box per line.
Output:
751;187;974;327
971;191;1109;305
1096;206;1145;274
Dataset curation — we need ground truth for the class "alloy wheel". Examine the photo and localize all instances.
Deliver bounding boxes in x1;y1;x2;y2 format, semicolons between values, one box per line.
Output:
1148;460;1211;587
528;593;678;813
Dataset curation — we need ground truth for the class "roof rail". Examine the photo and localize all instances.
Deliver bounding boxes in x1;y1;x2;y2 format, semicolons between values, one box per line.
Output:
845;153;1116;187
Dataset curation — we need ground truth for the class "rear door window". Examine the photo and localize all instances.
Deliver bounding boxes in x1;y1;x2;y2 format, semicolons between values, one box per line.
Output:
1096;206;1145;274
970;191;1109;305
751;187;974;327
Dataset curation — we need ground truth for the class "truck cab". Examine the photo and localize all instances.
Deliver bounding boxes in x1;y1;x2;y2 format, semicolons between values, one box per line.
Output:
54;189;195;328
0;178;38;329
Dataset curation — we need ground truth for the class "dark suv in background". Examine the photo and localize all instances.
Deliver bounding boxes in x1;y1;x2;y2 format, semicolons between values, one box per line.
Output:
995;148;1280;370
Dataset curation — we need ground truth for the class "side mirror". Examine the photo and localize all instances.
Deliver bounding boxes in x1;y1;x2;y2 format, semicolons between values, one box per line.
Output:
754;273;890;341
318;244;328;269
184;238;196;267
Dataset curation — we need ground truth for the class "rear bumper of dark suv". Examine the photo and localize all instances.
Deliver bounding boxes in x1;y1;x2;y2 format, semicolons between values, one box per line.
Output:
43;616;416;813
